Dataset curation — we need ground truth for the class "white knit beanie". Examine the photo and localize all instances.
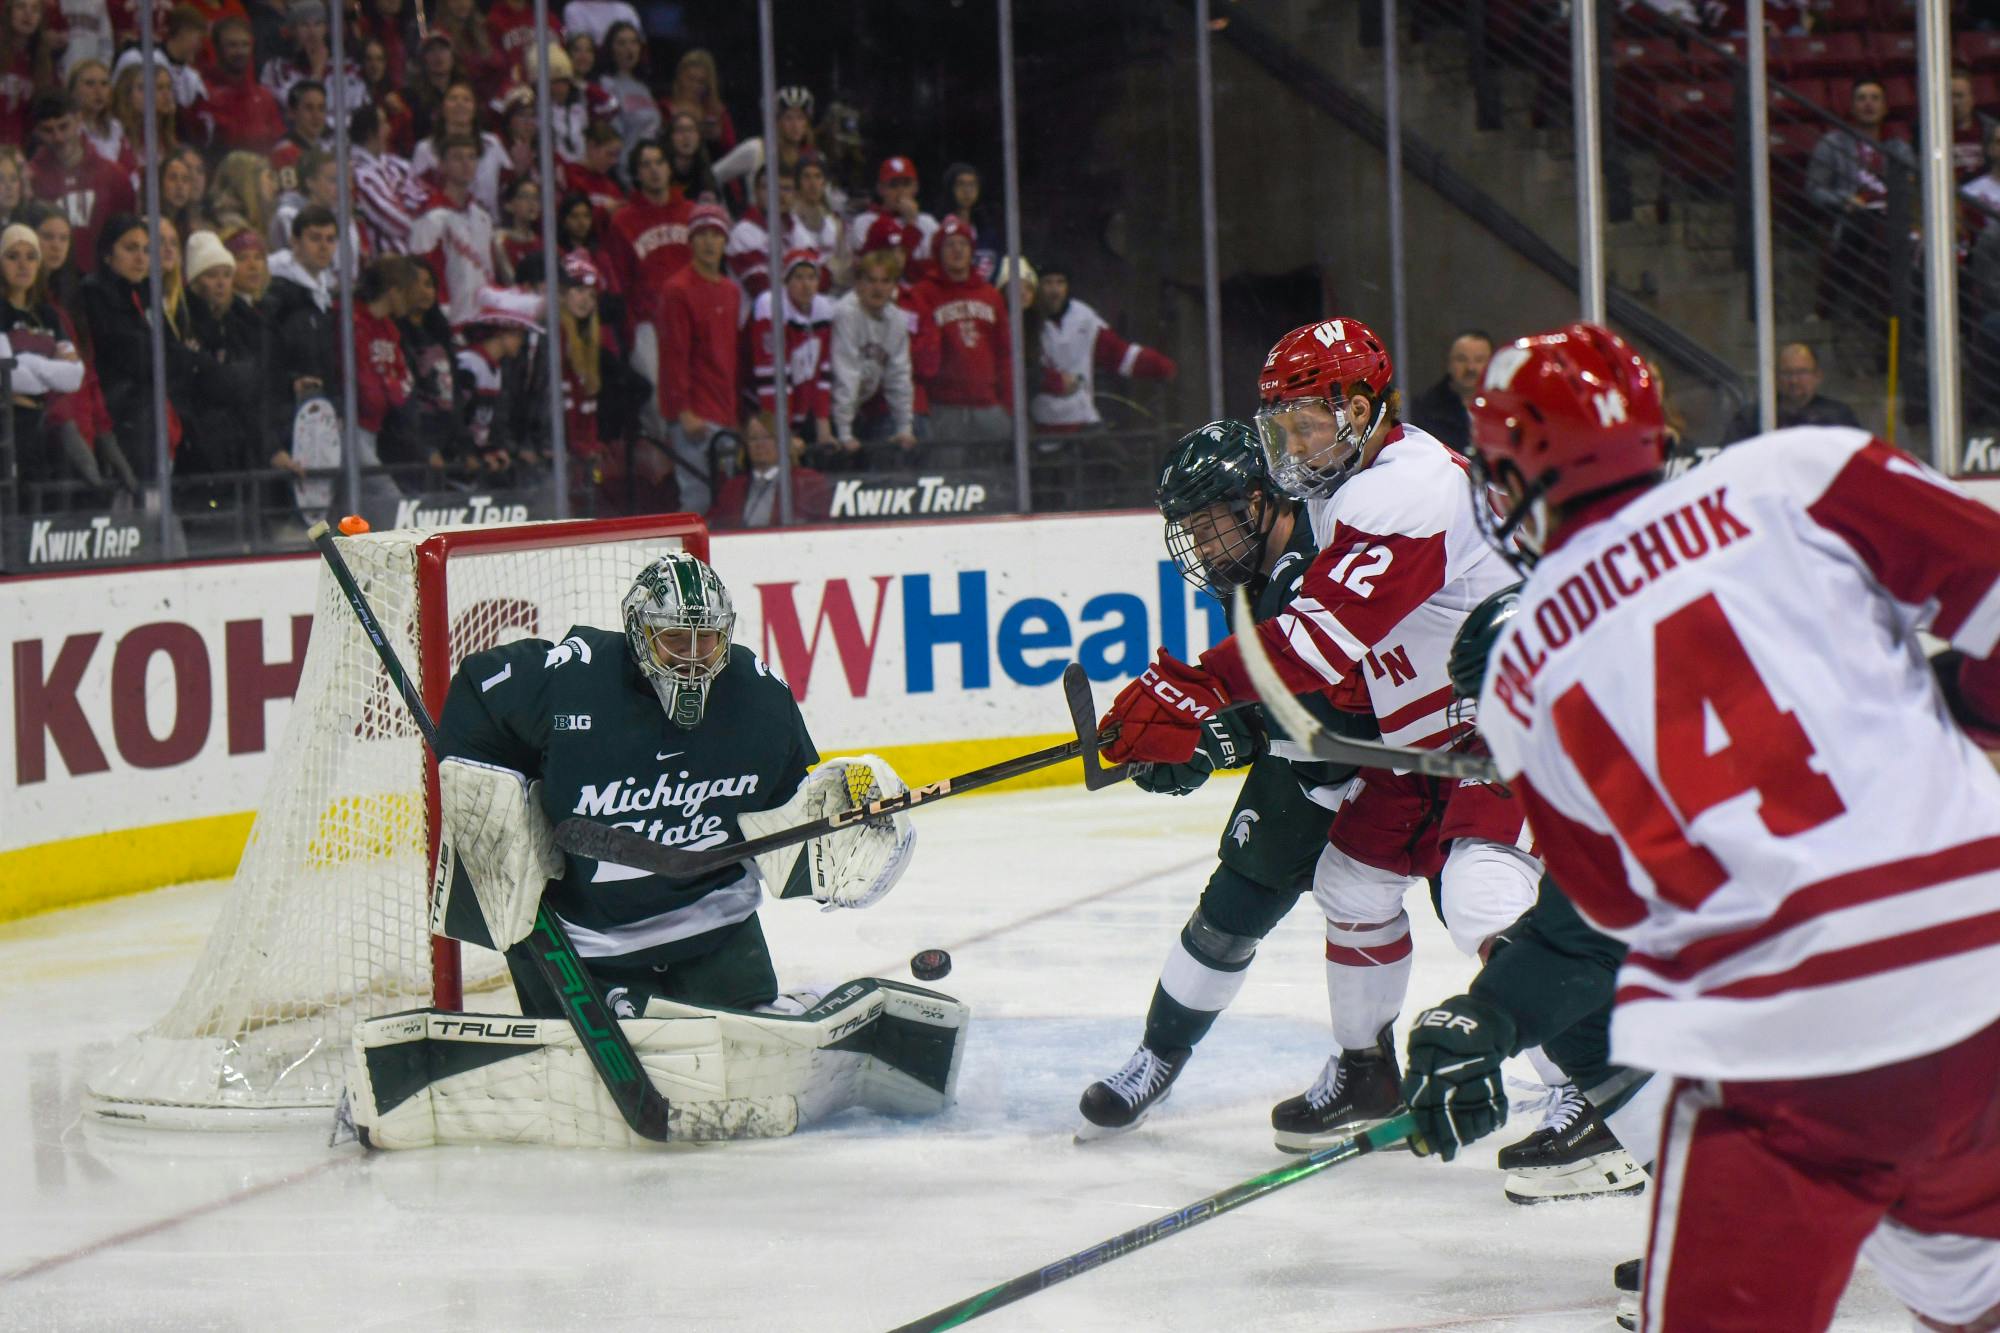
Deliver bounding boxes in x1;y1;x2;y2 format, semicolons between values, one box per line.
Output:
185;230;235;283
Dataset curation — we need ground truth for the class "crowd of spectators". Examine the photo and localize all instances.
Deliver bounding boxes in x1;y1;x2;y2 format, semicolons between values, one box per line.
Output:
0;0;1179;537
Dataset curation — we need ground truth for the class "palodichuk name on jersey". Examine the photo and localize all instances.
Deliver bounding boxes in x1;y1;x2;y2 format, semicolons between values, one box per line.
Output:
1489;485;1753;727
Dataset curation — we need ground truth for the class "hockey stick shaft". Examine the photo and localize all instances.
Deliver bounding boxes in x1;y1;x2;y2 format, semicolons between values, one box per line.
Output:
886;1115;1415;1332
307;521;672;1141
1227;584;1501;783
555;724;1103;878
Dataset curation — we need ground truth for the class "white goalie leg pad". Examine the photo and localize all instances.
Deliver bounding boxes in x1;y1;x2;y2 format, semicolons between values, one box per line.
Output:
643;977;969;1122
437;758;564;950
739;754;917;909
346;1010;798;1150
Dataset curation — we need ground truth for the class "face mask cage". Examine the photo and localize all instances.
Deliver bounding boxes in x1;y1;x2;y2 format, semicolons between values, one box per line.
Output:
1255;396;1369;500
1465;449;1553;572
623;562;735;728
1164;494;1274;600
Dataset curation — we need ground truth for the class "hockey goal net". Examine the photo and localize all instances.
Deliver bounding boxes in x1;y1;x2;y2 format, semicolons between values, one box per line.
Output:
86;515;710;1128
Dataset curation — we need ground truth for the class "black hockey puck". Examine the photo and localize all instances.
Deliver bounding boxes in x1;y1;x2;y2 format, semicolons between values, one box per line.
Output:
910;948;952;981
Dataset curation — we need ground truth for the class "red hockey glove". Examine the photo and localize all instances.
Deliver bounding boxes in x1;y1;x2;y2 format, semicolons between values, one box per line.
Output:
1099;650;1231;765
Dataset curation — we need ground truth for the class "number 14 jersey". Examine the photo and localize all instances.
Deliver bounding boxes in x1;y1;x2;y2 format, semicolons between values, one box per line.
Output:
1478;427;2000;1082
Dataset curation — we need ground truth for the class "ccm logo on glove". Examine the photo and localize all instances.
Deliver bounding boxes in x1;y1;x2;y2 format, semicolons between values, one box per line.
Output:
1140;664;1216;719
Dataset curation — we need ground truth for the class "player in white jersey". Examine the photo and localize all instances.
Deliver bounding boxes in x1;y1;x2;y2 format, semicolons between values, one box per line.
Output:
1099;317;1542;1151
1448;321;2000;1332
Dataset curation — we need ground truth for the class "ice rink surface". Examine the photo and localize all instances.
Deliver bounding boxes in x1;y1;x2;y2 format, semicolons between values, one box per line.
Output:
1;779;1908;1331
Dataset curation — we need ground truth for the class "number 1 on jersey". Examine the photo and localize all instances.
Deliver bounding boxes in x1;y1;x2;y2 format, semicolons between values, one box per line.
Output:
1553;593;1847;909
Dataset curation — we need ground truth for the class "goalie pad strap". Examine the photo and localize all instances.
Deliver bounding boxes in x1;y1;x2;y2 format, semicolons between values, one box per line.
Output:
437;758;564;950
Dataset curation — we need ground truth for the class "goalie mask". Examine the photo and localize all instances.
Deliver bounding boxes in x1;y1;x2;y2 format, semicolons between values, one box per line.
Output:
622;552;735;729
1254;317;1395;500
1158;419;1283;600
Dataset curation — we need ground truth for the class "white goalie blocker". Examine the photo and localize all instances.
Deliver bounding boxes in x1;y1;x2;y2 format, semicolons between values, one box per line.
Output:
362;755;943;1148
345;979;969;1149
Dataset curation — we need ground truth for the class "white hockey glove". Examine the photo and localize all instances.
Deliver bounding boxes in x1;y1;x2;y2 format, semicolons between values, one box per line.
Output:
437;757;564;949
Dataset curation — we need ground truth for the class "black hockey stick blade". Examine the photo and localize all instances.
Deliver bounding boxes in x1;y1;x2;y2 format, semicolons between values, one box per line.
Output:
555;730;1095;879
310;521;672;1142
1061;662;1130;791
886;1115;1416;1331
1228;585;1501;784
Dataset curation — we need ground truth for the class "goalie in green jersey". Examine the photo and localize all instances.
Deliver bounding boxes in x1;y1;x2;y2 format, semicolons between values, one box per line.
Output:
342;551;962;1151
433;549;917;1016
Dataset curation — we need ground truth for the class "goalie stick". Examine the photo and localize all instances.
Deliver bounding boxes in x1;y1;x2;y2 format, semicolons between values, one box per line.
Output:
307;520;672;1143
885;1115;1417;1331
1228;584;1501;783
554;662;1121;877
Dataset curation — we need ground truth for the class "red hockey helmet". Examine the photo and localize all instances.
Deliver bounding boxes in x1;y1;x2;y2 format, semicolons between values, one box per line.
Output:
1467;322;1666;559
1254;317;1395;499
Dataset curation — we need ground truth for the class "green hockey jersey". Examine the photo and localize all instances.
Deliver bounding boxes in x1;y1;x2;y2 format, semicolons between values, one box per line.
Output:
439;626;819;965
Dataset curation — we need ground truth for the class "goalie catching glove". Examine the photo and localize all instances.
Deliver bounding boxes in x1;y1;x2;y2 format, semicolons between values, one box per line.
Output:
437;757;564;950
740;753;916;909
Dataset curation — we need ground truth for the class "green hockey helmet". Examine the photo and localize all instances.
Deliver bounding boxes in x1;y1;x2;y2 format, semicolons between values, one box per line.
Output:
1158;419;1284;599
622;551;736;728
1449;582;1524;700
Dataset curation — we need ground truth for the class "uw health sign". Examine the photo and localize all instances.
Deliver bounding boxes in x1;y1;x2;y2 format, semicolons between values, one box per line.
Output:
1;512;1221;913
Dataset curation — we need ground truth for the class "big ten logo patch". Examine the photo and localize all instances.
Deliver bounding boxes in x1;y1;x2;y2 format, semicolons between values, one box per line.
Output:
553;714;593;731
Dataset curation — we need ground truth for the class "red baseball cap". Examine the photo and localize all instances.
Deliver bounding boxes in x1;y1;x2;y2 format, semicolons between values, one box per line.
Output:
560;251;602;288
877;155;917;185
936;214;973;242
780;248;820;278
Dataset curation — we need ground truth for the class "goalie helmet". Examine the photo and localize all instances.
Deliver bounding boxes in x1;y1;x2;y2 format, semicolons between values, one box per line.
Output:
1467;322;1666;564
1157;420;1283;600
1255;317;1395;500
622;551;736;729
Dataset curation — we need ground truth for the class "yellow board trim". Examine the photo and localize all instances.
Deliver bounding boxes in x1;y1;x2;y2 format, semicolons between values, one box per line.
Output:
0;733;1088;923
0;812;257;923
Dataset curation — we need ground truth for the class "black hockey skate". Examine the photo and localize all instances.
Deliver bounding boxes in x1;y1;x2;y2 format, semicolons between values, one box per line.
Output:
1497;1084;1646;1204
1614;1257;1640;1330
1075;1044;1189;1142
1271;1023;1404;1153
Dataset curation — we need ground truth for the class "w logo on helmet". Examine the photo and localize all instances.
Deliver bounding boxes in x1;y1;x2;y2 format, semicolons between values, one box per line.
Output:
1312;320;1348;348
1593;389;1629;426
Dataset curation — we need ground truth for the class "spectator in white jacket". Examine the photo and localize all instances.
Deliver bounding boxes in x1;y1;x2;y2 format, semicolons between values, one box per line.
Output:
832;247;918;454
0;222;93;489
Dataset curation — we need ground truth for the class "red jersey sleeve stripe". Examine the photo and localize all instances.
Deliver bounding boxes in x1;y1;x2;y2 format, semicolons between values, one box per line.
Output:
1700;907;2000;1001
1804;441;2000;655
1376;683;1458;736
1626;832;2000;984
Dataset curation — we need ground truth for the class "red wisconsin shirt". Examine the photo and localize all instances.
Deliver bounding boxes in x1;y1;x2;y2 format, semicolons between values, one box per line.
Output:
605;195;692;327
353;305;413;432
204;70;286;153
657;264;741;427
29;146;137;274
911;272;1010;408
